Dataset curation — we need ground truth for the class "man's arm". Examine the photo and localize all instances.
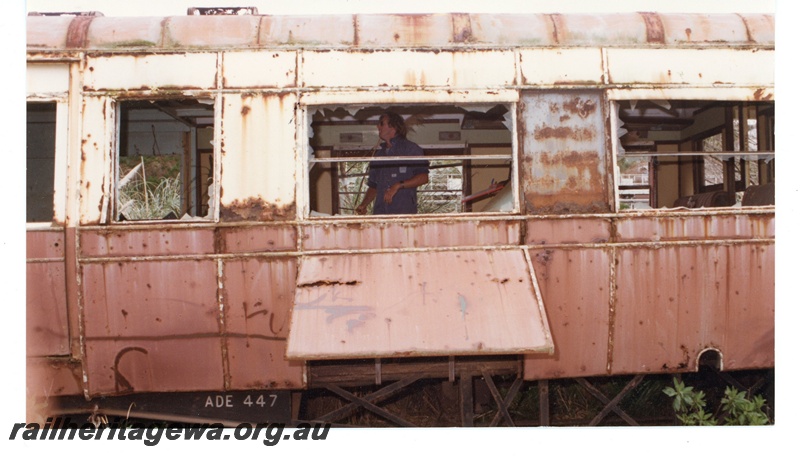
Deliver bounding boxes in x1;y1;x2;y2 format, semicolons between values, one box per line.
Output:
356;187;377;215
383;172;429;205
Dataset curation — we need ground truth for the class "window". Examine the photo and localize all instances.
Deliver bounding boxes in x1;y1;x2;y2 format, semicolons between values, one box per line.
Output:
27;102;57;223
308;104;515;216
615;100;774;210
116;99;215;221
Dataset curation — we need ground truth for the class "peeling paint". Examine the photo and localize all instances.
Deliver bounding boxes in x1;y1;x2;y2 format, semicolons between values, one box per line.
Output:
220;199;296;222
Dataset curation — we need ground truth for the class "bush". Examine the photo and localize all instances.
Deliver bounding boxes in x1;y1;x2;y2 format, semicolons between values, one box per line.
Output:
663;377;770;426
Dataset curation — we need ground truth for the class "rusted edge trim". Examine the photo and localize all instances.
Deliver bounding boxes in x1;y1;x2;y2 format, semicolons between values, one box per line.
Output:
70;226;91;401
695;347;724;371
75;238;776;264
606;245;617;374
217;258;232;390
26;257;66;263
522;246;554;355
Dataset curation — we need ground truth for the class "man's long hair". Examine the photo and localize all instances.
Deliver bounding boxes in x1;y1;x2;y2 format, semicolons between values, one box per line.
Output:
380;111;408;138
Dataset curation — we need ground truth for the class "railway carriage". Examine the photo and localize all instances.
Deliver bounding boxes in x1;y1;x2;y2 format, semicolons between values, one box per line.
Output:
25;9;774;425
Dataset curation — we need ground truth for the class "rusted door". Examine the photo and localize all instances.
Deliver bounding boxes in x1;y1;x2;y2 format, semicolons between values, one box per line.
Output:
519;90;611;214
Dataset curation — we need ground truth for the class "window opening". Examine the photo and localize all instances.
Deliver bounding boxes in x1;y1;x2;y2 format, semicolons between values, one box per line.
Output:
701;132;724;191
616;100;774;210
27;102;57;223
116;99;214;221
308;104;514;217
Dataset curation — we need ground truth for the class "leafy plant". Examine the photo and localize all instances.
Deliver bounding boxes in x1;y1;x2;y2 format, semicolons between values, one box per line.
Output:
720;386;771;425
663;378;770;426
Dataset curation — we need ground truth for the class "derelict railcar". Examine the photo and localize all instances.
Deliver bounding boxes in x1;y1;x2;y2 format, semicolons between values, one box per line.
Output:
25;11;775;425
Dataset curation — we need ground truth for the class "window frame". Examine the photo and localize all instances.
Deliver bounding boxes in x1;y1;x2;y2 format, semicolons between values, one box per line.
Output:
111;97;219;224
302;98;520;219
610;96;775;212
25;100;69;228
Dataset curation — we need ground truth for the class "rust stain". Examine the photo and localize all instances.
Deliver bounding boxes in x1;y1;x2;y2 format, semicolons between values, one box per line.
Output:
736;13;755;43
66;16;94;48
537;150;600;168
639;12;665;44
685;27;692;41
534;126;595;141
535;249;553;266
562;97;596;118
547;13;562;44
452;13;473;43
297;280;360;288
753;88;773;101
219;199;295;222
352;15;360;46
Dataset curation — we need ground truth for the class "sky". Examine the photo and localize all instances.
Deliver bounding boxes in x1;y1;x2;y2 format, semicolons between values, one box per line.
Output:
5;1;795;454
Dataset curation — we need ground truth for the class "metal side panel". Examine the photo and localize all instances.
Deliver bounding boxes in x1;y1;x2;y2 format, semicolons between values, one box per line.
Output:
286;248;553;359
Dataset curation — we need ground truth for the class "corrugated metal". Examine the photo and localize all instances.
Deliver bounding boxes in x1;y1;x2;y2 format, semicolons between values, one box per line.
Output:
27;262;69;357
658;13;773;44
81;260;224;395
301;218;520;251
526;218;611;245
612;244;774;374
615;213;775;242
222;258;305;389
26;14;774;52
520;90;610;214
218;225;297;254
523;248;611;380
286;249;553;359
80;227;216;257
521;212;775;380
26;358;84;403
27;230;69;357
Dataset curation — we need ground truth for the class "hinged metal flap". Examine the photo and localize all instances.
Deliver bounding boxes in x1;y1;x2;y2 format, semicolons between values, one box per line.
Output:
287;248;553;360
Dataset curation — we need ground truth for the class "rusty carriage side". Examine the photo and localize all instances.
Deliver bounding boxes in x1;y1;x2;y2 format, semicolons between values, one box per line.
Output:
25;11;774;425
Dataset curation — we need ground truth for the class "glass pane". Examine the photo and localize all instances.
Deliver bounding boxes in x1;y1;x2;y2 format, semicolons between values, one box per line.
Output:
27;103;57;223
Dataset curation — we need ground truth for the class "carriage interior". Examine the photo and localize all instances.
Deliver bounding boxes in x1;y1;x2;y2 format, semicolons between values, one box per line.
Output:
615;100;775;210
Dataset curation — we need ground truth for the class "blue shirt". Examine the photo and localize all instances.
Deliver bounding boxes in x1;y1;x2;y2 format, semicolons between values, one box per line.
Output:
367;137;429;214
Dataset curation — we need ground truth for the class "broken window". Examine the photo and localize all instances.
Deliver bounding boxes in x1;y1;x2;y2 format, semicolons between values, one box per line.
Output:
308;104;515;216
27;102;57;223
615;100;774;210
116;99;215;221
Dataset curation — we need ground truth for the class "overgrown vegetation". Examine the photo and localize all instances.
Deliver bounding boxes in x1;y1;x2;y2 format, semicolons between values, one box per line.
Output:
118;155;183;220
663;377;771;425
300;369;772;427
